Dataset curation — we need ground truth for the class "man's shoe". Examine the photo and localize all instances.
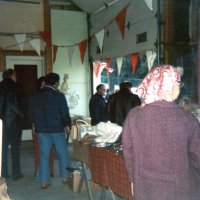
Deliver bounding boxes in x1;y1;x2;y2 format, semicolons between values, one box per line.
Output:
40;183;51;189
12;174;23;181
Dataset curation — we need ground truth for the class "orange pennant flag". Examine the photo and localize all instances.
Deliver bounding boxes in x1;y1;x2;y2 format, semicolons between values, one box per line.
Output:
130;53;139;74
115;7;127;39
53;45;58;64
39;31;51;46
78;39;88;64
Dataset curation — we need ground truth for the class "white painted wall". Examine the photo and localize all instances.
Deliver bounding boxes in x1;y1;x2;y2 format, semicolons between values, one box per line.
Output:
51;10;90;117
89;0;158;60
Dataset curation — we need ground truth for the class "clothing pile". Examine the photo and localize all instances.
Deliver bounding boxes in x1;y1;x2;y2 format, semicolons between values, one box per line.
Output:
94;121;122;145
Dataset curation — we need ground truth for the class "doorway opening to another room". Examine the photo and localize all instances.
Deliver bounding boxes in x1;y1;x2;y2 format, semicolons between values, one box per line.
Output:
6;56;44;140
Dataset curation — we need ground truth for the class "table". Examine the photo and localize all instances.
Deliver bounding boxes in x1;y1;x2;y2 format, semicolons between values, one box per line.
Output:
89;146;133;200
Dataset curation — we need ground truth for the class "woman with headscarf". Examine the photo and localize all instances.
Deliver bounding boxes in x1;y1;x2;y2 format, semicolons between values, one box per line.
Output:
122;65;200;200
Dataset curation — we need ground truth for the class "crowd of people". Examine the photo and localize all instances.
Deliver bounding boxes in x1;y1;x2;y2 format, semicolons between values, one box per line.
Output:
0;65;200;200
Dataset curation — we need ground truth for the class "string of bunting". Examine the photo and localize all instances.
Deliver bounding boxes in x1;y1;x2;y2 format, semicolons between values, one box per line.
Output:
94;49;156;78
0;0;154;68
1;3;130;63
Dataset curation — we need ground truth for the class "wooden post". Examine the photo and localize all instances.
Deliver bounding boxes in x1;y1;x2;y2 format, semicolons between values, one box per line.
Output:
163;0;175;64
43;0;52;73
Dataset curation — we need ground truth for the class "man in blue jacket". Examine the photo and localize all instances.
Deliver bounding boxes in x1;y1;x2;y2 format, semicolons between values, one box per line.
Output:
29;72;71;189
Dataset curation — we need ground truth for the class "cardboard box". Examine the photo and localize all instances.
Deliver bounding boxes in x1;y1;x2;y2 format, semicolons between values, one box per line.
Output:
68;171;100;193
69;171;86;192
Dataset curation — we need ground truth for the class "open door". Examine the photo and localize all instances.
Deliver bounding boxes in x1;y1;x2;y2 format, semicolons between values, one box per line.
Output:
14;65;38;130
6;56;44;140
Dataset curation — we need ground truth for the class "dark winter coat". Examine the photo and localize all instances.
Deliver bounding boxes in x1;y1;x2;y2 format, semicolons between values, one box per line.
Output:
0;78;22;129
107;88;141;126
29;86;71;133
89;93;107;125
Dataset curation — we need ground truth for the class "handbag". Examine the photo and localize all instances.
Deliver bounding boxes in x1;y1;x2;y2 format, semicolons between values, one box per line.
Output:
70;119;95;141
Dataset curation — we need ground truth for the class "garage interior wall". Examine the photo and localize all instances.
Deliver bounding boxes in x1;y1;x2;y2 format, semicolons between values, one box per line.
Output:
89;0;158;60
51;9;90;117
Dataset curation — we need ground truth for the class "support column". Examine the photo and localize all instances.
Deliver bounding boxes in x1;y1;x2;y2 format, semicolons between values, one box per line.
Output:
43;0;52;73
163;0;175;64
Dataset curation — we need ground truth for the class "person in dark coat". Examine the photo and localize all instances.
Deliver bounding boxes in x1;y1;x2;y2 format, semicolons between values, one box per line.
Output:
32;76;54;177
29;72;71;189
89;84;107;125
0;68;23;180
107;81;141;126
122;65;200;200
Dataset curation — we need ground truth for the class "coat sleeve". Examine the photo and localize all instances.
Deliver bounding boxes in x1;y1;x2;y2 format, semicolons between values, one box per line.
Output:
89;96;101;124
28;95;36;124
122;113;134;182
188;118;200;174
59;93;71;127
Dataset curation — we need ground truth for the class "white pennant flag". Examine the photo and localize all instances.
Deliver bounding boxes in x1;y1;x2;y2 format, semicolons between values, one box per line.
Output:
14;34;26;52
144;0;153;11
67;45;74;66
29;39;41;56
95;29;105;52
116;57;123;76
146;50;157;71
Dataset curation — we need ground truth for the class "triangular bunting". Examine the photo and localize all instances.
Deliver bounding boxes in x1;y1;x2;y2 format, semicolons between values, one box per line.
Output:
146;50;157;71
39;31;51;46
130;53;139;74
95;29;105;52
143;0;153;11
53;45;58;64
67;46;74;66
14;34;26;52
116;57;123;75
29;39;41;56
78;39;88;64
115;6;127;39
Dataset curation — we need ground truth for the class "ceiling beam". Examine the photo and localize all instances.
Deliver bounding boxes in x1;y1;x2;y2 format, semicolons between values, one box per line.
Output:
0;0;40;4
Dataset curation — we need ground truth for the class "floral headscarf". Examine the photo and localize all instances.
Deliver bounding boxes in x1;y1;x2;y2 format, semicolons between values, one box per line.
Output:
136;65;181;105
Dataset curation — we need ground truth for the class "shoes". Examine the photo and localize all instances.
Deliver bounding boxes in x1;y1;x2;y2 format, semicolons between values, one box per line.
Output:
40;183;51;189
12;174;23;181
62;177;68;184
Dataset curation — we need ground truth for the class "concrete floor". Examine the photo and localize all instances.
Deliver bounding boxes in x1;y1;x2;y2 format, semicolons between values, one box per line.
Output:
5;141;124;200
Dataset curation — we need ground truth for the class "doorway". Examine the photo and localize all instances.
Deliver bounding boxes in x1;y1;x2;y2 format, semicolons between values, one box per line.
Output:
6;56;44;140
14;65;38;130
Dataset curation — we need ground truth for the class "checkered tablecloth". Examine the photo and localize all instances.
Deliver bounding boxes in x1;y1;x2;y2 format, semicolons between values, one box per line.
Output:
88;146;109;187
89;146;133;200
